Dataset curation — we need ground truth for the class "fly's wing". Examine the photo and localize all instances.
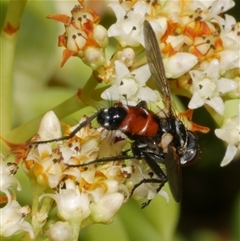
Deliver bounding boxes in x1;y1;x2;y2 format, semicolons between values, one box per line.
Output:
144;21;182;202
164;145;182;202
143;21;172;115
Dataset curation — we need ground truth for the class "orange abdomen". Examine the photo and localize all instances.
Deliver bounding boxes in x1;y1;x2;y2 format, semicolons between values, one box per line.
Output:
118;106;159;137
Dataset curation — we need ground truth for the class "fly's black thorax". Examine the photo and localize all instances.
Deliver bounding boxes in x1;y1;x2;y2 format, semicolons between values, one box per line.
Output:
161;117;198;165
158;117;187;146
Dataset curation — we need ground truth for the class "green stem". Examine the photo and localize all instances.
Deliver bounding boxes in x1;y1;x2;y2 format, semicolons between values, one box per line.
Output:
0;0;27;153
0;0;28;134
5;74;104;143
5;91;87;143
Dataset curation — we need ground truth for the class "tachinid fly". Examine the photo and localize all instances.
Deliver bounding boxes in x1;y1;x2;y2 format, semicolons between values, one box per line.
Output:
34;21;199;206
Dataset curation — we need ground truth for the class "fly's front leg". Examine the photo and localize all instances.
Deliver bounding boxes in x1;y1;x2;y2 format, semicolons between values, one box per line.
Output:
33;112;99;144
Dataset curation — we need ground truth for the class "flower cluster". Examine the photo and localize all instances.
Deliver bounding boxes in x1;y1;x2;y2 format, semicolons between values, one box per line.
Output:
2;0;239;240
4;111;165;240
215;103;240;166
49;0;239;165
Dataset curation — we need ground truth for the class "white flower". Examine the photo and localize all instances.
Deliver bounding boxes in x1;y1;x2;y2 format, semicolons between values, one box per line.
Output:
42;179;90;222
215;104;240;166
0;200;33;238
209;0;235;19
218;14;240;72
0;156;32;238
188;59;237;115
0;155;21;202
101;60;159;105
108;1;148;47
25;142;64;188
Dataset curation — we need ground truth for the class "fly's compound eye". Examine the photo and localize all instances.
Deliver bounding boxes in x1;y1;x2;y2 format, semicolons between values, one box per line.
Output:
180;131;199;166
97;107;127;130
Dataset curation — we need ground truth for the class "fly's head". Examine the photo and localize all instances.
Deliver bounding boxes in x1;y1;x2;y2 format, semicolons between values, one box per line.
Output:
180;131;199;166
97;106;127;130
171;118;199;165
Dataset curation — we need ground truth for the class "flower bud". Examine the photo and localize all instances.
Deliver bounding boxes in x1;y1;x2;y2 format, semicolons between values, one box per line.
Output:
93;25;109;47
83;47;105;70
164;53;198;78
90;193;124;223
48;221;73;241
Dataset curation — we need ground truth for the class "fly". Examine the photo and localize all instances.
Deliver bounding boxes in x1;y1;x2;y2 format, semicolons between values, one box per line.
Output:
34;21;199;206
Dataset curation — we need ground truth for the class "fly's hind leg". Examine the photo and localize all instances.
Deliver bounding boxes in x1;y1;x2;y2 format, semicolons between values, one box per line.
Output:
130;176;167;208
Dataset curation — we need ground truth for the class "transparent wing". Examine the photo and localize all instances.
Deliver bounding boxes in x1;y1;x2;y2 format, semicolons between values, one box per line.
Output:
143;21;172;114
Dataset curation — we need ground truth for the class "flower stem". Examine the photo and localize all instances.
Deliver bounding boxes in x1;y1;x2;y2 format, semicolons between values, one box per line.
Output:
5;74;103;143
0;0;27;138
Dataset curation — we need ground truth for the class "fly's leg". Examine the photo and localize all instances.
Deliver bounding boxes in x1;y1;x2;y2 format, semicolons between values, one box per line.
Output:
66;154;135;168
130;145;168;208
130;177;166;208
33;112;99;144
142;179;166;208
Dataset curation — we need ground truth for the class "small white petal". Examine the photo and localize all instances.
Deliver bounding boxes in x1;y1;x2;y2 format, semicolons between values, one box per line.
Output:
220;144;238;167
164;53;198;78
60;146;74;163
217;78;238;94
131;1;148;17
108;3;125;23
206;97;225;115
204;59;220;80
132;64;151;84
215;128;228;140
219;50;240;72
223;14;237;32
137;87;159;102
166;35;185;51
115;60;130;82
188;92;204;109
108;24;123;38
210;0;235;16
101;85;120;101
190;69;205;85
